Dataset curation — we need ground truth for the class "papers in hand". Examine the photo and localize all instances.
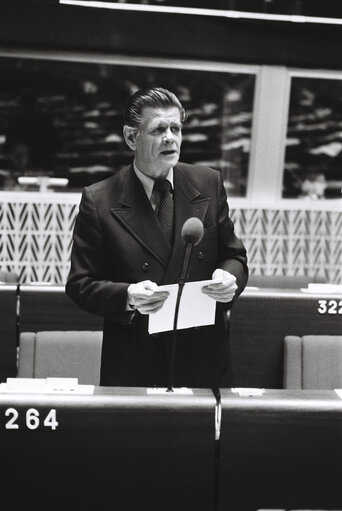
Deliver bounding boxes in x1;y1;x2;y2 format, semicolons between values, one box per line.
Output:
148;279;218;334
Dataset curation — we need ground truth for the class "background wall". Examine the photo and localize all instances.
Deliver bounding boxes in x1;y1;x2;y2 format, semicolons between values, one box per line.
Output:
0;1;341;284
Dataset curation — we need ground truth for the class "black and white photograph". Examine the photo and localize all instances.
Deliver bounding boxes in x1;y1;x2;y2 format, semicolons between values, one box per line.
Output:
0;1;341;510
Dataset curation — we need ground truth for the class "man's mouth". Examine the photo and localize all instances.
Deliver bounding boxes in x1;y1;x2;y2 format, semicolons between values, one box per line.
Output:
160;150;176;156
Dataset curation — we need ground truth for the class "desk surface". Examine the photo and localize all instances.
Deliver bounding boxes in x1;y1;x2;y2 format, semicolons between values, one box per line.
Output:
242;286;342;298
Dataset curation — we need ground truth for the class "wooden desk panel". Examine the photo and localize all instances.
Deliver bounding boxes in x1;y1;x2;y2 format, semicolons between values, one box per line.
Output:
19;284;103;333
219;389;342;511
0;285;18;382
229;288;342;388
0;387;216;511
18;285;342;389
1;385;341;511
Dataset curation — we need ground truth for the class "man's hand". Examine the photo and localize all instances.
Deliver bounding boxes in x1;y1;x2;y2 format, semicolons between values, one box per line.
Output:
127;280;169;314
201;269;237;303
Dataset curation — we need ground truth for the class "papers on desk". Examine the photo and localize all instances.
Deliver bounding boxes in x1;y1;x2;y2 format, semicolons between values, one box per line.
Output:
231;388;265;397
146;387;193;395
301;283;342;294
0;378;95;395
335;389;342;399
148;279;218;334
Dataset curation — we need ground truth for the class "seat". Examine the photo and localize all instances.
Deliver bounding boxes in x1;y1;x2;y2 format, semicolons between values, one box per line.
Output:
0;270;19;283
17;331;103;385
284;335;342;389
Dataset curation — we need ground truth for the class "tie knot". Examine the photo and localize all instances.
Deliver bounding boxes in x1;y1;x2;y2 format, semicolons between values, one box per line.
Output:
154;179;172;196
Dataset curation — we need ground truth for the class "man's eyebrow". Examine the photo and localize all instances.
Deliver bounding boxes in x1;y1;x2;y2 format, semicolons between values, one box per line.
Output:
150;121;166;128
148;119;182;131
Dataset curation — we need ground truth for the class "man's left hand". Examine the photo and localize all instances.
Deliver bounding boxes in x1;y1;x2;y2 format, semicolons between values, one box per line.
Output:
201;268;237;303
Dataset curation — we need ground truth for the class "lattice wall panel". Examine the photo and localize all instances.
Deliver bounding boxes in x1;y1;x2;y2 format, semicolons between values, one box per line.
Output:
1;198;341;284
231;208;342;283
0;200;77;284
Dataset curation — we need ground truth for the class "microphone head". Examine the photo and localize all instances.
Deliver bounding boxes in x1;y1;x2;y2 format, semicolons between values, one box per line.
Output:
181;217;204;246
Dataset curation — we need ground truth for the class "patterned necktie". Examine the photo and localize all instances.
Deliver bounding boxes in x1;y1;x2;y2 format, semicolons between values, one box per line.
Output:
153;179;174;245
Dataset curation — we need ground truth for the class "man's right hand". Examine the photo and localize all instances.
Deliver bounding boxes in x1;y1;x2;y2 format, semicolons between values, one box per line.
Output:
127;280;169;314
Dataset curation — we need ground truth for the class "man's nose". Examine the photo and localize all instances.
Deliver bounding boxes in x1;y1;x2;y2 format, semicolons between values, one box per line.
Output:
163;129;174;142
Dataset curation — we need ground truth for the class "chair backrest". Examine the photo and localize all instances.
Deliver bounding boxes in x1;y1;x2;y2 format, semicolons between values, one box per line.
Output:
17;331;103;385
284;335;342;389
0;270;19;283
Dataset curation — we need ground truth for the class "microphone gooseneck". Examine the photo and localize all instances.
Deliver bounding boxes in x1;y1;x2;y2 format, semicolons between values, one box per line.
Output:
167;217;204;392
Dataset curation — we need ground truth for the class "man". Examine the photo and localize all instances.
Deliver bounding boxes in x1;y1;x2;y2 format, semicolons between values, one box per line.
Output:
66;87;248;389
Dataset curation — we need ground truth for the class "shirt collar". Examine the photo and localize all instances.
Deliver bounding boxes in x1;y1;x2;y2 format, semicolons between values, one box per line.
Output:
133;160;174;201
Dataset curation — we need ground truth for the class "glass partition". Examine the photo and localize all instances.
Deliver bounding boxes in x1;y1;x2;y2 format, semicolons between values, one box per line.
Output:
0;56;255;196
283;76;342;200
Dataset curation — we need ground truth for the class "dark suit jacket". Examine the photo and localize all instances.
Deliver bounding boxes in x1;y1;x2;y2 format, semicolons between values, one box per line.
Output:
66;162;248;388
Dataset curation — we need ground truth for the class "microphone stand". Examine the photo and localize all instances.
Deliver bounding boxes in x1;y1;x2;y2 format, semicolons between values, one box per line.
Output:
167;243;193;392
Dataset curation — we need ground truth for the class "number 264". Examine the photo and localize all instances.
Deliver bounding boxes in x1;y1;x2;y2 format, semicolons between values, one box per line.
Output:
5;408;58;430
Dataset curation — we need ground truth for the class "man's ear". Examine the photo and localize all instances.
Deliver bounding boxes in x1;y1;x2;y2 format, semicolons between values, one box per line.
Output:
123;125;138;151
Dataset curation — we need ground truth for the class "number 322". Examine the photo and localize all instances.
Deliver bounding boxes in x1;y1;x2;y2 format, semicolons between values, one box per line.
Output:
317;299;342;315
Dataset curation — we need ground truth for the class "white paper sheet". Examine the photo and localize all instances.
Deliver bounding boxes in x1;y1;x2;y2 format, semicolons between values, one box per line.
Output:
0;377;95;395
301;283;342;294
148;279;218;334
146;387;193;395
231;387;265;396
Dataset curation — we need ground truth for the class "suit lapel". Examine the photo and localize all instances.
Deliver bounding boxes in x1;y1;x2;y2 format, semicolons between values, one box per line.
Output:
110;164;210;280
110;166;170;267
163;164;209;284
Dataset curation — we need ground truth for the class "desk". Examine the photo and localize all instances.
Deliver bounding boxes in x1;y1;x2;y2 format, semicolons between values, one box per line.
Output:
1;386;342;511
219;389;342;510
229;288;342;388
17;285;342;389
0;386;216;511
19;284;103;333
0;285;18;381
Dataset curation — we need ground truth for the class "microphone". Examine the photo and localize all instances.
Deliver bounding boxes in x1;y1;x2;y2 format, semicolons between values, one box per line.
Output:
182;217;204;244
179;217;204;286
167;217;204;392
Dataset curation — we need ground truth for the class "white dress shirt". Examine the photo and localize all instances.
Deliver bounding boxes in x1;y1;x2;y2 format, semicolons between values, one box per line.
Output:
133;161;174;211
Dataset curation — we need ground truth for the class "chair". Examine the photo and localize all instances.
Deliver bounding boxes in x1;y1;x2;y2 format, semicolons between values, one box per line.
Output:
0;270;19;283
284;335;342;389
17;331;103;385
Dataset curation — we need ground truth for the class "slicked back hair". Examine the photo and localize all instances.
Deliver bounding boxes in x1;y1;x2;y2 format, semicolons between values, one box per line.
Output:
123;87;186;129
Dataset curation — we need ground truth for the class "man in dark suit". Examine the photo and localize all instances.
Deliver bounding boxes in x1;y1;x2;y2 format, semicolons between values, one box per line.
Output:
66;87;248;389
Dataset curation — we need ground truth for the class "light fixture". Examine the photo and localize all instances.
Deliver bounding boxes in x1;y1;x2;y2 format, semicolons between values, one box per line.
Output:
59;0;342;25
